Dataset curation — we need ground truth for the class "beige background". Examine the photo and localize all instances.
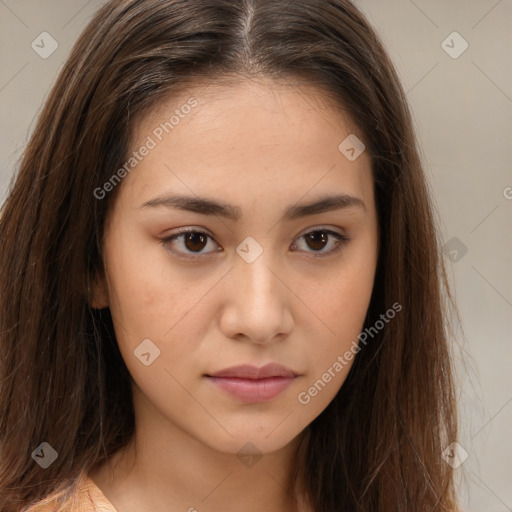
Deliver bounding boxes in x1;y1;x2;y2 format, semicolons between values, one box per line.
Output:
1;1;511;510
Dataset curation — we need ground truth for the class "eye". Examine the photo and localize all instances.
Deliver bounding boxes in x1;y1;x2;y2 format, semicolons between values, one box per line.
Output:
160;228;220;260
160;227;350;260
291;228;350;258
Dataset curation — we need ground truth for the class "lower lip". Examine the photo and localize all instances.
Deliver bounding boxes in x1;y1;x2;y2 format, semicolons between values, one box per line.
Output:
206;376;296;403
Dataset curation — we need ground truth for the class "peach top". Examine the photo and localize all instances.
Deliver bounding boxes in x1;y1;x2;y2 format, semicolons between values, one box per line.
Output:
24;474;117;512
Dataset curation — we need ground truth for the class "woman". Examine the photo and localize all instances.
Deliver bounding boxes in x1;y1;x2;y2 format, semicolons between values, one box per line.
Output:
0;0;459;510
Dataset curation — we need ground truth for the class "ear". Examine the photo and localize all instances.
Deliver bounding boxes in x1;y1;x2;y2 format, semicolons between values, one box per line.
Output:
89;270;109;309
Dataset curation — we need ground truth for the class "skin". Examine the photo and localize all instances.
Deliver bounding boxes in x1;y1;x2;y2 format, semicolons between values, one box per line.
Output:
90;76;379;512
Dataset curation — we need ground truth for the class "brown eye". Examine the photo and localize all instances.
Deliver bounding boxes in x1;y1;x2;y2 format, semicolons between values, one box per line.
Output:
292;229;350;258
161;229;220;260
304;231;329;251
183;232;208;252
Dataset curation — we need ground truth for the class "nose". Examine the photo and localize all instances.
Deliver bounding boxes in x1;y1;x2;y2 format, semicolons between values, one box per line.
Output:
219;246;294;344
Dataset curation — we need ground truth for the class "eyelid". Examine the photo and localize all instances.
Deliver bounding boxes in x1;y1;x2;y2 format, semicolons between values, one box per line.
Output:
295;224;345;239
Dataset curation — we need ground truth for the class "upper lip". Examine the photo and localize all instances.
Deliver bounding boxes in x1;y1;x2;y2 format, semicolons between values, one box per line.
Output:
207;363;298;379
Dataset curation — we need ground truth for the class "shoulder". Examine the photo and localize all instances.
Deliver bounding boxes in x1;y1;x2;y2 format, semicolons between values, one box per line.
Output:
23;473;117;512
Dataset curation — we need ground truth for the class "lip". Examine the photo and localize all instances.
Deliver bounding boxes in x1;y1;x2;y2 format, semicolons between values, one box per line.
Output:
205;363;299;403
208;363;298;379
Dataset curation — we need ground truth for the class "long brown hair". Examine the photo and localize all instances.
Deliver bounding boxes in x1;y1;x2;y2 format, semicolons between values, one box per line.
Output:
0;0;459;510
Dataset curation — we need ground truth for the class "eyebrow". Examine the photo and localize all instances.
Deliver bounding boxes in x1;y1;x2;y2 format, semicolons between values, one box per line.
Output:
139;193;366;221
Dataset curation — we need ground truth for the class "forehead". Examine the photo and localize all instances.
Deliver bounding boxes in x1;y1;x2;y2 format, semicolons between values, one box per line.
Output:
117;76;373;212
134;75;362;147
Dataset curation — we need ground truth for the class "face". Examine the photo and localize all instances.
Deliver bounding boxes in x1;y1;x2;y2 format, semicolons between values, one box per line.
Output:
93;77;379;455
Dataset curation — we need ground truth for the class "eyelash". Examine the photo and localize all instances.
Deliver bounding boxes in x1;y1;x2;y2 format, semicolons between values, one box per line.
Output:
160;227;350;261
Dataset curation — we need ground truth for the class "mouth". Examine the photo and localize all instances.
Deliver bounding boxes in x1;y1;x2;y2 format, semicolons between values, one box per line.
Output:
204;363;299;403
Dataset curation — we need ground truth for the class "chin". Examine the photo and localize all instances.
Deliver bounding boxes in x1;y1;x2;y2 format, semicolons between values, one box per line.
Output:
196;420;306;457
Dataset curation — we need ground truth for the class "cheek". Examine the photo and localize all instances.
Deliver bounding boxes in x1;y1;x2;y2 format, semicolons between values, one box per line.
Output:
298;243;377;399
102;227;177;346
312;249;376;342
102;240;206;403
103;229;221;374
